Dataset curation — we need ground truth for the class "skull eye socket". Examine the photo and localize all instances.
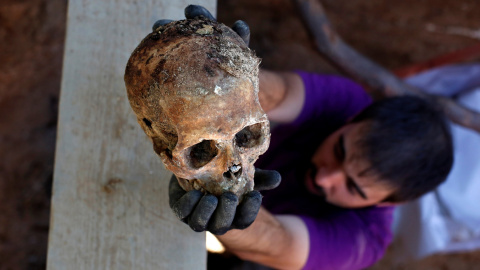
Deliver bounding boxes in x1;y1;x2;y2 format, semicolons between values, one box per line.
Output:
235;123;264;148
188;140;218;168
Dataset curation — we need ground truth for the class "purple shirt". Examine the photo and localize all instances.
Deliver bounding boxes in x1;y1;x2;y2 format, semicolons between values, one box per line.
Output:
256;71;394;270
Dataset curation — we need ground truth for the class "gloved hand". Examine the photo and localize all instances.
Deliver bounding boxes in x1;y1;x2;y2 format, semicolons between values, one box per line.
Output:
169;169;281;235
151;4;251;46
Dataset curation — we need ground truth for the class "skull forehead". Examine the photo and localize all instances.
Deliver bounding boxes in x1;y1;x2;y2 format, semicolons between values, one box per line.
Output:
125;19;262;141
124;18;259;109
126;19;260;122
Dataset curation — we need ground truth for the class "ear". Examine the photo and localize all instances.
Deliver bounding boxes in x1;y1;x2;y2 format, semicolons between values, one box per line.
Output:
376;201;403;207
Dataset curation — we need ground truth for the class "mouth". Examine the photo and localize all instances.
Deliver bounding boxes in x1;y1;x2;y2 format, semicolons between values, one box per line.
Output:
305;163;326;198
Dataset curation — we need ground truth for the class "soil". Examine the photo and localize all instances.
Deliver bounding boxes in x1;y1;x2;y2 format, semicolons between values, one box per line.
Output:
0;0;65;269
1;0;479;269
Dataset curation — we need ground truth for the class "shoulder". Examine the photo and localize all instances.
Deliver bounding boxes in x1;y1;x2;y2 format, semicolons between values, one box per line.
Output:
262;70;371;125
263;71;306;123
299;206;394;270
292;72;372;127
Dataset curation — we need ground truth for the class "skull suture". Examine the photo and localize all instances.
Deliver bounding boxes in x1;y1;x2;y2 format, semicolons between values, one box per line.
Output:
124;18;270;198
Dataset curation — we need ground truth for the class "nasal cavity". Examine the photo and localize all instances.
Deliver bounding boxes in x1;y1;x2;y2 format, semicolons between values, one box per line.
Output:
223;164;242;180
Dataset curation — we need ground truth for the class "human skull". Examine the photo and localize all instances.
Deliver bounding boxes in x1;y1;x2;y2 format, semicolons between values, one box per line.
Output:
124;18;270;198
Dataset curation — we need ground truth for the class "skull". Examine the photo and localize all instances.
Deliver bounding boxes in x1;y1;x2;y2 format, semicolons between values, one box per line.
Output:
124;18;270;198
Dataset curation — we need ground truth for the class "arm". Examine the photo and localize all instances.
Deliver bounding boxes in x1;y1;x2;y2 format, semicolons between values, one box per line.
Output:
218;207;310;270
259;70;306;123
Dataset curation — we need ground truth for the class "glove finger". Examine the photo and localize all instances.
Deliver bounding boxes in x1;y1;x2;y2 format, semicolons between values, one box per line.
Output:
188;194;218;232
208;192;238;235
169;175;186;208
185;5;215;20
231;20;250;46
152;19;173;31
254;169;281;191
172;190;203;220
232;191;262;229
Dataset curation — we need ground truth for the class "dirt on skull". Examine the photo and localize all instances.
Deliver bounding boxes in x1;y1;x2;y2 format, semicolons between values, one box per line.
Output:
124;18;270;198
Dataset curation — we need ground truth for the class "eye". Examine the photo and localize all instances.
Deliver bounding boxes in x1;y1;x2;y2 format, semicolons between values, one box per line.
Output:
346;179;356;195
334;135;345;162
188;140;218;168
346;177;368;199
235;123;264;148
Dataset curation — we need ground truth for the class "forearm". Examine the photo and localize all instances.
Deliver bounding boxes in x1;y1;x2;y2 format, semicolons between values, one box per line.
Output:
217;207;309;270
218;207;284;257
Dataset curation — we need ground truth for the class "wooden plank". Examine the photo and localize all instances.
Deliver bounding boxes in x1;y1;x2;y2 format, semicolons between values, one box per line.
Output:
47;1;216;269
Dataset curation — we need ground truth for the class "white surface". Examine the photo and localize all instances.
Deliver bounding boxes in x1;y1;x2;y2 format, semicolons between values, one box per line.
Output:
47;1;216;269
392;64;480;262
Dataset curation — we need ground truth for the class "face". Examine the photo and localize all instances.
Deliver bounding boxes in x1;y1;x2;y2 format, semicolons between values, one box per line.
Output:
305;122;395;208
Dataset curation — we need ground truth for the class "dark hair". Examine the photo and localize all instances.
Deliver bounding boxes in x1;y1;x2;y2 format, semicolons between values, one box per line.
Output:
351;96;454;203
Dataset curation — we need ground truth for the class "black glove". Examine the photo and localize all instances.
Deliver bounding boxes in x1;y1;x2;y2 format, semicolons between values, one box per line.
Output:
151;5;251;46
169;169;281;235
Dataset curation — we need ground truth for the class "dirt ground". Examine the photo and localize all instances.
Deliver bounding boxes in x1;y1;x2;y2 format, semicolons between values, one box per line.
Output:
0;0;479;269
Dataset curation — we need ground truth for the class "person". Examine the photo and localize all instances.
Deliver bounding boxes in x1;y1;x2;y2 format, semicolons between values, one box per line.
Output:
166;5;454;270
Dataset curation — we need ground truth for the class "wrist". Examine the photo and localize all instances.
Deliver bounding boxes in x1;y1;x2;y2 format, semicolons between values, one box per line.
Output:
216;207;282;254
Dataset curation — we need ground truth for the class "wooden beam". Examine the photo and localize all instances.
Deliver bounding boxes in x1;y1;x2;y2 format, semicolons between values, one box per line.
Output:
47;1;215;269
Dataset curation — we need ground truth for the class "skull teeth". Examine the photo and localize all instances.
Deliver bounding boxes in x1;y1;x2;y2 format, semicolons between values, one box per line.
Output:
230;165;241;173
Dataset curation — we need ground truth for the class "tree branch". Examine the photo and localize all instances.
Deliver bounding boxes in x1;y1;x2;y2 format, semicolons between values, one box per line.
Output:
294;0;480;133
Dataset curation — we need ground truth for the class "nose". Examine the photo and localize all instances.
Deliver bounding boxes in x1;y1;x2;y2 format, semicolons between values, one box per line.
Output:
222;143;242;180
316;167;345;194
